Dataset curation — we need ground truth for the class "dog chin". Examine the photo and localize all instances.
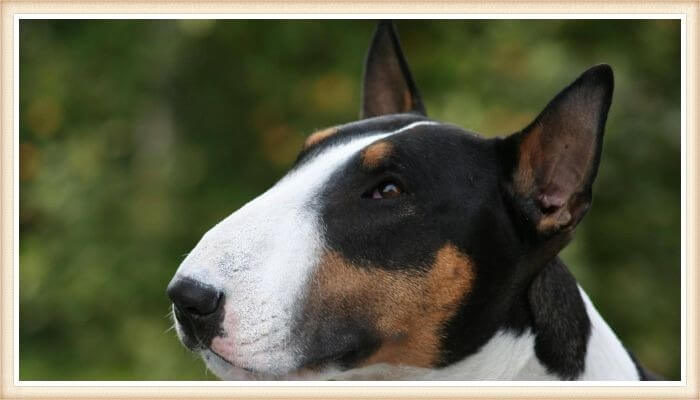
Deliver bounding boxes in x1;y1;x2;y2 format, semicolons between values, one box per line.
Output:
200;349;428;381
175;327;388;381
199;349;367;381
199;349;311;380
200;349;272;380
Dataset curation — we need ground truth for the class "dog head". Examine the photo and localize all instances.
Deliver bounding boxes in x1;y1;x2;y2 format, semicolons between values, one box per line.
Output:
167;22;613;380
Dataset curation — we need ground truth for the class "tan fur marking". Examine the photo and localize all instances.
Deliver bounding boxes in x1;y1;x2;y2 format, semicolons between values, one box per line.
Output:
537;208;573;232
402;89;413;112
513;122;542;196
310;244;474;368
303;126;338;149
362;141;393;169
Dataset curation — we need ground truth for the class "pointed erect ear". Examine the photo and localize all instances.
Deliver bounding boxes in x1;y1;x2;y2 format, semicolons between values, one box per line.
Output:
508;64;614;235
361;21;427;119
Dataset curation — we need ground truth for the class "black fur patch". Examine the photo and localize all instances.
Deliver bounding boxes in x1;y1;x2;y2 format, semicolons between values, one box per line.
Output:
320;122;505;271
310;118;594;379
528;258;591;380
293;312;381;371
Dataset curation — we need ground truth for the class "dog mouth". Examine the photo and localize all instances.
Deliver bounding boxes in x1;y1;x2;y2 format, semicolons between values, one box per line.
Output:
171;315;291;379
172;306;371;379
203;348;315;380
202;343;364;380
205;348;264;375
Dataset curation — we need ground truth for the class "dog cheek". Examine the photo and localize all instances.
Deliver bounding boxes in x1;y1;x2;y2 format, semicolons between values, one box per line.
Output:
305;244;474;369
365;245;474;367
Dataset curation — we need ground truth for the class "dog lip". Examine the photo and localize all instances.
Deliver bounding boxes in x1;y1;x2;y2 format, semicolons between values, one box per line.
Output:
207;347;258;374
207;348;233;365
206;346;342;379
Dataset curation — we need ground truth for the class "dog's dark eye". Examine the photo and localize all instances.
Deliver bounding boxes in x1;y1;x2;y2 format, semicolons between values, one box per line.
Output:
369;182;402;199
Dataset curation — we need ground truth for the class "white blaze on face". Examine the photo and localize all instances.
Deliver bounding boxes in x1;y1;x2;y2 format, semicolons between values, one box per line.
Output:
172;121;438;378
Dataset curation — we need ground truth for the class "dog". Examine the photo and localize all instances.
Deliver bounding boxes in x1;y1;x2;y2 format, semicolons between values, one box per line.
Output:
167;21;658;381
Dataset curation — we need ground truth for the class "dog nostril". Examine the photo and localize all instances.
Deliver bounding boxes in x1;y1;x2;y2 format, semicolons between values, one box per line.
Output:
167;277;223;316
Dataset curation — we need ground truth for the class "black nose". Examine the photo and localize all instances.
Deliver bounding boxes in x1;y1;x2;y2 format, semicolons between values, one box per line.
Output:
167;277;223;316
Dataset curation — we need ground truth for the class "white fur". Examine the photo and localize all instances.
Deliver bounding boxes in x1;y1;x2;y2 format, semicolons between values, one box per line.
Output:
172;121;438;378
430;330;555;380
312;287;639;381
578;286;639;380
316;330;557;381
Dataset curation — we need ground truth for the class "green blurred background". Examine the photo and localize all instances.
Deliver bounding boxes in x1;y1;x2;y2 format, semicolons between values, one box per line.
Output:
19;20;680;380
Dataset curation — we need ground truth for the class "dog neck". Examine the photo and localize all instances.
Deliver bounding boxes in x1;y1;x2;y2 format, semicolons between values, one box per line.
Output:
319;292;638;381
318;329;551;380
318;264;640;381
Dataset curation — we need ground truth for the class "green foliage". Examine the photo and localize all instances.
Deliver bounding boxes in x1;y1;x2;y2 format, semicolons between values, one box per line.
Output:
19;20;680;380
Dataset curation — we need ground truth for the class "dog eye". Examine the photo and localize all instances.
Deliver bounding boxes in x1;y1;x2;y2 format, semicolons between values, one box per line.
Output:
370;182;402;199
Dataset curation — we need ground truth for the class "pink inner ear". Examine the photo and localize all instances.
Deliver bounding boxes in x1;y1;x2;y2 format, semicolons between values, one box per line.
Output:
537;191;567;211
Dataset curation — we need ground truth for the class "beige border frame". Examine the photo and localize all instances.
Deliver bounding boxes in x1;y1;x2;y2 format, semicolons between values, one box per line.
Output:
2;1;697;399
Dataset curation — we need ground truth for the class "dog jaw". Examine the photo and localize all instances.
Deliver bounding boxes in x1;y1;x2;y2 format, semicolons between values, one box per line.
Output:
170;122;437;378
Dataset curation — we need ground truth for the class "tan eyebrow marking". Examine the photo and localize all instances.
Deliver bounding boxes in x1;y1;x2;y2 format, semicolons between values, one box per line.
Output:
362;140;393;169
303;126;338;149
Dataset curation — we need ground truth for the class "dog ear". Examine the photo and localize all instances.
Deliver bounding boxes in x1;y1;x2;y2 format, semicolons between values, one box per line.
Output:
361;21;427;119
507;64;614;236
